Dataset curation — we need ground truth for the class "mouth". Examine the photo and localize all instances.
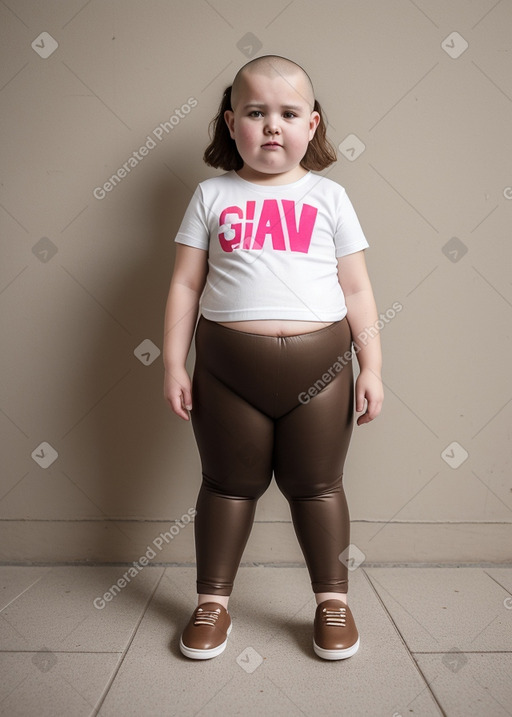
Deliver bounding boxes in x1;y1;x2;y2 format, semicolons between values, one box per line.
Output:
261;142;282;148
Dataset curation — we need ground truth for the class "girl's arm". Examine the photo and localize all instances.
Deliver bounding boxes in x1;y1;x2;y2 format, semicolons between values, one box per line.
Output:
163;244;208;420
337;250;383;426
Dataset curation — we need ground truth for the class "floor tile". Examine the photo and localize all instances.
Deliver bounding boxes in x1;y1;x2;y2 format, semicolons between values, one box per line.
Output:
0;566;51;611
0;652;119;717
364;567;512;652
484;567;512;596
414;653;512;717
0;566;164;652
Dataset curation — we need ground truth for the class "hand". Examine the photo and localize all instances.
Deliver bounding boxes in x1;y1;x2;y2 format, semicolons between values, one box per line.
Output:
164;366;193;421
355;368;383;426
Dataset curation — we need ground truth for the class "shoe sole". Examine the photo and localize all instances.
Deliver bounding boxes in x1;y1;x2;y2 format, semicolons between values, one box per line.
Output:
313;636;360;660
180;623;232;660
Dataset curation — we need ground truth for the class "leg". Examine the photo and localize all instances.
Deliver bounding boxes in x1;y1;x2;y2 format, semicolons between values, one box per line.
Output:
273;324;354;599
180;321;275;660
192;372;273;601
315;592;348;606
273;334;359;660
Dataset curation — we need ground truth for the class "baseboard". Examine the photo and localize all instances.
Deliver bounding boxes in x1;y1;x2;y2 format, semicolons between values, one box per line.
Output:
0;520;511;564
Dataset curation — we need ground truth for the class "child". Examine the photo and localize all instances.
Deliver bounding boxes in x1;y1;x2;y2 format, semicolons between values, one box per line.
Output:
163;55;383;661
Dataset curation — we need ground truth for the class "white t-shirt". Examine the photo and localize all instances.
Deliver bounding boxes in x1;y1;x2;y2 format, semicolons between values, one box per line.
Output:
174;170;369;321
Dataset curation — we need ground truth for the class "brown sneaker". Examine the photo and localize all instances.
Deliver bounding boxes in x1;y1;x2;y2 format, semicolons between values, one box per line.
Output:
313;599;360;660
179;602;232;660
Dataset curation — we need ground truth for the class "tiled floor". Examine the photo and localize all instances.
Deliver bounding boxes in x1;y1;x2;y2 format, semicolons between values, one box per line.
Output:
1;565;512;716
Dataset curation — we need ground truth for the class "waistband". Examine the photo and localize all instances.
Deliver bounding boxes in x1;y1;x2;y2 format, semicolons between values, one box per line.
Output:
197;316;348;343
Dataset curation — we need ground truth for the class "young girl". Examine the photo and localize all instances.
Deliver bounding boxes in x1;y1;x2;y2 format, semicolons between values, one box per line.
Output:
163;55;383;661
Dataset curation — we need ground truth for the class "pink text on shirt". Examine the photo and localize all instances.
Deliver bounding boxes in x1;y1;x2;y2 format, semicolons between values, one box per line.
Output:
218;200;318;254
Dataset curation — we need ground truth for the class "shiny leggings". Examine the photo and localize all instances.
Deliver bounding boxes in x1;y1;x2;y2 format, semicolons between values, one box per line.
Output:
190;316;354;596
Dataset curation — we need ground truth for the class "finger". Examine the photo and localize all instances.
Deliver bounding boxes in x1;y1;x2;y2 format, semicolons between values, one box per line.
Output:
357;398;382;425
356;410;371;426
170;393;190;421
355;385;366;413
182;386;193;411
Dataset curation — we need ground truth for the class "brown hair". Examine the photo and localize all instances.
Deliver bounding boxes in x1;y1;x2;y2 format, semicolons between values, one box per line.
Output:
203;85;337;171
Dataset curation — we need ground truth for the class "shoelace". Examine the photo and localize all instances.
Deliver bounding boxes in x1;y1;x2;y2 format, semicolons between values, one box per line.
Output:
193;607;221;627
323;606;347;627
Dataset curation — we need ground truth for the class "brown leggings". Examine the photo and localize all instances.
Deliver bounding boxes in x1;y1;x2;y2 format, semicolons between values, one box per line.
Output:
191;316;354;596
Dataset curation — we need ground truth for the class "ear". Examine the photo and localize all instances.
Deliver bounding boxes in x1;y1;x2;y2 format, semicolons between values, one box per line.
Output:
308;111;321;140
224;110;236;140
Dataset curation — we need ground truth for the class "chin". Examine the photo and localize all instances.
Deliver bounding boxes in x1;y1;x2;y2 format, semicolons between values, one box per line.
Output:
257;160;293;173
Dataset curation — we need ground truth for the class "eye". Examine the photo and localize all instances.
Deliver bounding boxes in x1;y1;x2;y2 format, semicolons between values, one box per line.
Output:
248;110;263;118
283;111;297;119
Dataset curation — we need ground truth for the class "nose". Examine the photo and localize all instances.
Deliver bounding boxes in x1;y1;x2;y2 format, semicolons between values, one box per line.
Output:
265;118;280;135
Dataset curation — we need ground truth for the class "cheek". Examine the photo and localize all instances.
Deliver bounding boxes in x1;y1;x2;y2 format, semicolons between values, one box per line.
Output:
236;124;257;146
290;128;312;149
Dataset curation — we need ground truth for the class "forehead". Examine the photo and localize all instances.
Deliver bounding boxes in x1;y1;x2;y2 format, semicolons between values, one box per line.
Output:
233;68;314;109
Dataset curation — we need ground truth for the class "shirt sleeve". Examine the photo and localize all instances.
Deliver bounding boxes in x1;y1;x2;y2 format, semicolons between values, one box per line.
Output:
334;188;369;257
174;185;210;251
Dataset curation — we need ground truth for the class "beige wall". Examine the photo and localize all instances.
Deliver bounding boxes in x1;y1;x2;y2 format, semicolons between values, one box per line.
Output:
1;0;511;565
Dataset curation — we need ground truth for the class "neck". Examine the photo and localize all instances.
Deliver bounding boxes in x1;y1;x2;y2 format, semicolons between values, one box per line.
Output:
236;165;308;185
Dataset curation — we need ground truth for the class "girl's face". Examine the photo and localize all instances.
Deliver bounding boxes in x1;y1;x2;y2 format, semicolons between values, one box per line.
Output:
224;71;320;184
